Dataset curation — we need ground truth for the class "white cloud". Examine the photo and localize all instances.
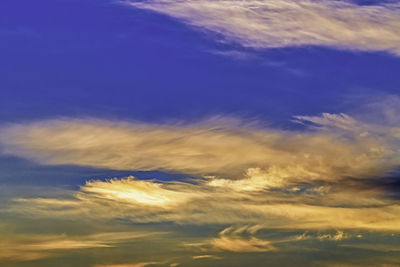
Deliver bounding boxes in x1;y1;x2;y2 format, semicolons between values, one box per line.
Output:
125;0;400;55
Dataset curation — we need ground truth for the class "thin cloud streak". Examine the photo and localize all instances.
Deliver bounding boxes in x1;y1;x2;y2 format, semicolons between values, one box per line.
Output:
0;231;159;262
93;263;161;267
210;226;276;252
125;0;400;55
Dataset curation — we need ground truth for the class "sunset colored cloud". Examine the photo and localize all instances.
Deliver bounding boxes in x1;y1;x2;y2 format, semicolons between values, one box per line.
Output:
1;109;400;233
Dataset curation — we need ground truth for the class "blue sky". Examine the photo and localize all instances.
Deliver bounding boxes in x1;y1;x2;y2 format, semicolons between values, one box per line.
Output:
2;0;400;125
1;0;400;266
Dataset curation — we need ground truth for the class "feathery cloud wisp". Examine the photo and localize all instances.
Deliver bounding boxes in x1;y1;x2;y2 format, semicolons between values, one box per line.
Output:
1;112;399;183
0;231;158;262
125;0;400;55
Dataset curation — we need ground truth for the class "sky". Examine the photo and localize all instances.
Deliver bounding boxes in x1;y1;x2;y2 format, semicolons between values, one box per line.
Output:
0;0;400;266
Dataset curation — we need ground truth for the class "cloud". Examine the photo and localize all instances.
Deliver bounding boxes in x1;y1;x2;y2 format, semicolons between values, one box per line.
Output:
184;225;275;253
317;230;347;241
292;230;353;242
0;231;158;262
8;175;400;231
80;177;192;207
94;263;160;267
1;106;400;231
92;258;180;267
192;255;222;260
210;226;276;252
124;0;400;55
1;112;399;184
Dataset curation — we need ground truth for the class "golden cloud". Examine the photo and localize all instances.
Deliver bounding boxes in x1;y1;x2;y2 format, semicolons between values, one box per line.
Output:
1;113;399;183
1;111;400;234
0;231;158;262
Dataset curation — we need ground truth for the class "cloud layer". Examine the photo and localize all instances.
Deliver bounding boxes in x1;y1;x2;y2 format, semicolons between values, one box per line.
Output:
1;108;400;265
125;0;400;55
10;175;400;231
2;110;400;231
1;113;399;182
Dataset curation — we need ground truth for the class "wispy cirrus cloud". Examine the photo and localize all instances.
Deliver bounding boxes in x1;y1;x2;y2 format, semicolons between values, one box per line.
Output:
10;175;400;230
1;101;400;231
124;0;400;55
1;111;399;183
210;225;276;252
1;98;400;264
192;255;222;260
0;231;159;262
93;262;163;267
